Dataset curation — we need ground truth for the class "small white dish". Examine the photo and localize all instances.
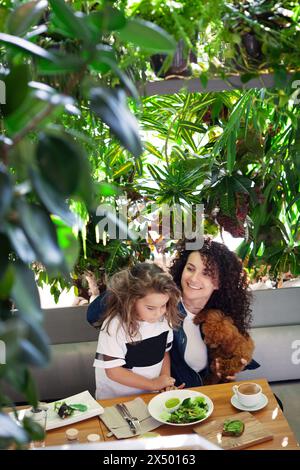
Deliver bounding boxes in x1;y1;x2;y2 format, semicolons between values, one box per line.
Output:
163;397;182;413
231;393;268;412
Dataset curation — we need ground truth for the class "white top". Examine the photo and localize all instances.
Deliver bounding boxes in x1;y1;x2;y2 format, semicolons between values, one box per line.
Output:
94;315;173;399
181;302;208;373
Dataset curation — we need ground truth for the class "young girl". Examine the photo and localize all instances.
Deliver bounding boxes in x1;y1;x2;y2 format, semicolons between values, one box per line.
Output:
93;263;181;399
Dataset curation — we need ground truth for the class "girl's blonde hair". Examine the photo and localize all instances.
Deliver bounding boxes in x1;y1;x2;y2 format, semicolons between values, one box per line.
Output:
102;263;181;339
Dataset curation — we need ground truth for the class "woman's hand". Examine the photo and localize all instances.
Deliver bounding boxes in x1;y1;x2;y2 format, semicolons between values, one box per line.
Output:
215;358;248;381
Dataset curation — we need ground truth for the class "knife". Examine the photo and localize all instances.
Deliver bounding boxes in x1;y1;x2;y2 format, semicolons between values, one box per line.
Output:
116;403;137;434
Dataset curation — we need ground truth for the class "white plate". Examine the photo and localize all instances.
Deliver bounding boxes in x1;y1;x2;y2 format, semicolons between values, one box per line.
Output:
10;390;104;431
231;393;268;412
148;389;214;426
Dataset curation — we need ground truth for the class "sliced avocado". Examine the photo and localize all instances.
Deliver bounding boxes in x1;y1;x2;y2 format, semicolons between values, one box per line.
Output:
222;419;245;437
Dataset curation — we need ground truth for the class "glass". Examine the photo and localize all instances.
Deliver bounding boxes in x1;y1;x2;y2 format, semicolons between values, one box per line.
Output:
26;407;48;449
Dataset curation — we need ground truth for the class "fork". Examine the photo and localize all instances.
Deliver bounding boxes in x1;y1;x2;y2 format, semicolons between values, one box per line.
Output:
118;403;141;434
116;403;138;435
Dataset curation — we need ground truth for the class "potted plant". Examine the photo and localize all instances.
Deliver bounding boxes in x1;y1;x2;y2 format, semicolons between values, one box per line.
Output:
127;0;207;77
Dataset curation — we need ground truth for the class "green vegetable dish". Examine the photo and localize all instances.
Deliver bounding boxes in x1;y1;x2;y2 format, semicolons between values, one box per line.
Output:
222;419;245;437
160;397;208;424
54;401;88;419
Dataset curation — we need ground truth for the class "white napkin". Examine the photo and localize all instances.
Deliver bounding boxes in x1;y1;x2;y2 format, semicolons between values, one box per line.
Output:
100;397;161;439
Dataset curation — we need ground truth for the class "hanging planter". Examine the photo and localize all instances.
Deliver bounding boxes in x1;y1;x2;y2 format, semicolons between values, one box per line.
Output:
150;39;196;78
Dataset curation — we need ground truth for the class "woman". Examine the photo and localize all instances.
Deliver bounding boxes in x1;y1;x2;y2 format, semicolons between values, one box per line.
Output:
169;238;259;388
87;238;259;388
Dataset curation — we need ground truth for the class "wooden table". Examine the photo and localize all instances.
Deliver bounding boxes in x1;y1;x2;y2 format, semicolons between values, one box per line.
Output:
45;378;299;450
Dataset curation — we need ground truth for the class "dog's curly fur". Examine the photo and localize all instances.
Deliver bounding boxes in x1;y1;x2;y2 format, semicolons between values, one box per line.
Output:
194;309;254;384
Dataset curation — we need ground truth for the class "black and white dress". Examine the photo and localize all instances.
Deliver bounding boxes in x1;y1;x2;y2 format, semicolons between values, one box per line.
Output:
94;316;173;399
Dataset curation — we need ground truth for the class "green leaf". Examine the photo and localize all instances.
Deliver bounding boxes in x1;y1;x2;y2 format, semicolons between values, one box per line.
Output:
113;162;133;178
49;0;92;43
6;0;48;37
0;163;13;219
97;182;121;197
53;218;79;272
30;168;77;227
69;404;88;412
0;6;9;32
16;200;64;268
4;80;77;135
85;44;116;73
274;67;287;88
147;164;163;182
178;121;206;134
286;194;300;212
135;157;143;177
211;99;223;120
180;128;197;153
85;7;126;34
90;87;143;158
23;416;44;441
4;93;50;135
1;64;30;117
5;224;36;265
92;55;139;102
227;130;237;174
11;262;42;322
36;53;85;75
0;264;14;300
144;142;164;160
117;19;176;53
0;32;56;60
0;234;10;281
200;74;208;89
36;132;84;198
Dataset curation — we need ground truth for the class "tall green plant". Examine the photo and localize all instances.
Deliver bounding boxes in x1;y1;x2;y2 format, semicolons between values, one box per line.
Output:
0;0;176;448
135;86;300;279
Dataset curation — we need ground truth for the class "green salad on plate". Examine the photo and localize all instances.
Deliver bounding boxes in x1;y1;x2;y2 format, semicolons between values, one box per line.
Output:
160;396;208;424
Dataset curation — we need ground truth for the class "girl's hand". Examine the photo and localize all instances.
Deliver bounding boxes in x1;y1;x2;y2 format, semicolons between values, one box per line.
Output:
153;375;175;391
161;383;185;392
215;358;248;381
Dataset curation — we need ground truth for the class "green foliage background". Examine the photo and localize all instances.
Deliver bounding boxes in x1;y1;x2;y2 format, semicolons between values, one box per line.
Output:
0;0;299;448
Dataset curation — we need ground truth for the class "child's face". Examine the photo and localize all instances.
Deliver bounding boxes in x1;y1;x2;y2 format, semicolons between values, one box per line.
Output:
135;292;169;323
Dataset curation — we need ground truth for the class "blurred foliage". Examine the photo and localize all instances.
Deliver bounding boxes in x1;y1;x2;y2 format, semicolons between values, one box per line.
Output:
0;0;175;448
0;0;299;449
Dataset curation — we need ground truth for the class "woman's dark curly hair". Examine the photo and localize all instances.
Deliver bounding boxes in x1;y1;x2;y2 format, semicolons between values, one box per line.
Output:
169;238;253;335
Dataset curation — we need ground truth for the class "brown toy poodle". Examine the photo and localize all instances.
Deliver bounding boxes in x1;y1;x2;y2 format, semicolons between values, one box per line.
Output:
194;309;255;384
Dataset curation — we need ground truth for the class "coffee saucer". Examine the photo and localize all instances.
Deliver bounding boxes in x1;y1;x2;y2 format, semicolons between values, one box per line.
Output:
231;393;268;412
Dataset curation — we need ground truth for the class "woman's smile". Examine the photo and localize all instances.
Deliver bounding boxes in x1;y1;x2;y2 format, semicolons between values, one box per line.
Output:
181;252;219;309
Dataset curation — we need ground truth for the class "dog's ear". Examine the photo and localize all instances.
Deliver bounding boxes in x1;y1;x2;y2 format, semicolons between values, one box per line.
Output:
193;311;206;325
204;309;226;324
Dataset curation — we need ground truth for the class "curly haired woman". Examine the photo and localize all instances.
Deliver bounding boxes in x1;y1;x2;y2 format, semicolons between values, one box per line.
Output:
169;237;259;388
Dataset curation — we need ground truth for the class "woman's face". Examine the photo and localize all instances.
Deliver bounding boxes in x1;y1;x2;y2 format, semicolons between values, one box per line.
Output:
181;252;219;303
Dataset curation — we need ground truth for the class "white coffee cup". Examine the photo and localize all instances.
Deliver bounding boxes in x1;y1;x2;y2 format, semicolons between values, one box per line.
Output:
232;382;262;407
